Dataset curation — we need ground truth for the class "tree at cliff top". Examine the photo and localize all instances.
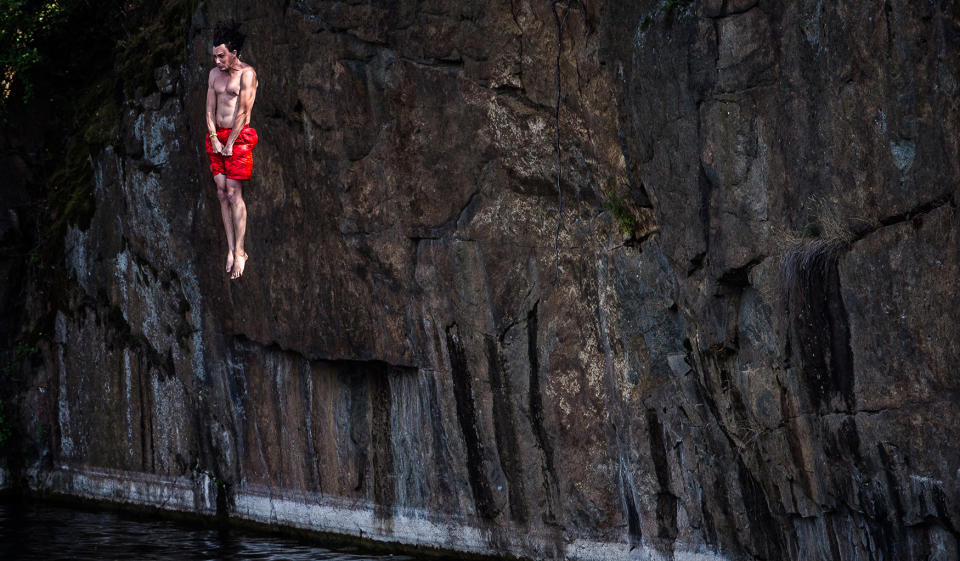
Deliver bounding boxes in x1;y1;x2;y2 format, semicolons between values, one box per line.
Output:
0;0;118;112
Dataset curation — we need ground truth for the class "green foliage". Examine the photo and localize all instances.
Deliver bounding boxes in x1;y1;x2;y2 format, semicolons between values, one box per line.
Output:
2;340;38;377
0;340;29;445
0;0;66;104
0;0;177;114
40;137;96;253
36;77;121;263
0;402;11;445
603;192;637;236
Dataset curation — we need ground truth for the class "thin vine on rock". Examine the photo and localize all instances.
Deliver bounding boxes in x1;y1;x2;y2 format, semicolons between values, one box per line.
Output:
551;1;583;281
552;2;569;281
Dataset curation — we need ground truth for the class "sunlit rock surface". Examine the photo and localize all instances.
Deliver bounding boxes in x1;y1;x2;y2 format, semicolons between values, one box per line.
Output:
3;2;959;560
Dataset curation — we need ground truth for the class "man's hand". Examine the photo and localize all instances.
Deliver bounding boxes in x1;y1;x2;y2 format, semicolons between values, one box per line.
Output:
211;136;224;154
222;143;234;157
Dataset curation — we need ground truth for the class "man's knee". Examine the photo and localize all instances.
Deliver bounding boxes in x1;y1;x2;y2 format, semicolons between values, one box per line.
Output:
226;186;243;204
225;180;243;202
214;174;229;200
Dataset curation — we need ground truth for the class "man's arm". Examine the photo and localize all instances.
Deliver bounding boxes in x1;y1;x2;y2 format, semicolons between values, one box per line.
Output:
205;70;223;154
222;69;258;155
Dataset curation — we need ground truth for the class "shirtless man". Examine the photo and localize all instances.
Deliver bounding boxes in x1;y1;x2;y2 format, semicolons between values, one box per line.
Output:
205;21;258;279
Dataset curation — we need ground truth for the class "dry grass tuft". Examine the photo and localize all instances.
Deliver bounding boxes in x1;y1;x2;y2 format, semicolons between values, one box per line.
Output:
775;196;858;297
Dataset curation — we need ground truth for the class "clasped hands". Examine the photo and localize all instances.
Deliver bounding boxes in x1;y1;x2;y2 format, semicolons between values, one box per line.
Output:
211;137;234;156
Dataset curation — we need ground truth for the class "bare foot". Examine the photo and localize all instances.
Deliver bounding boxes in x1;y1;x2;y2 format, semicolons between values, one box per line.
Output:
231;251;248;279
225;251;235;273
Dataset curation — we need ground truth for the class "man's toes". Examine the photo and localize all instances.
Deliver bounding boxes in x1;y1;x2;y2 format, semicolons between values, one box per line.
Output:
231;255;246;279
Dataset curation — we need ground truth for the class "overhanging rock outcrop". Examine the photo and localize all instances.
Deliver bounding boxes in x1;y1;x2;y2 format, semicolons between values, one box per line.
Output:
4;1;959;560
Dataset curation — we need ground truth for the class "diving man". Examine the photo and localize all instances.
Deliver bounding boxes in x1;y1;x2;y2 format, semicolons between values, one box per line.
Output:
205;21;258;279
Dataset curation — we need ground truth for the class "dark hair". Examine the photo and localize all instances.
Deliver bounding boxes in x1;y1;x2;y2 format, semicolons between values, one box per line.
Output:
213;21;245;53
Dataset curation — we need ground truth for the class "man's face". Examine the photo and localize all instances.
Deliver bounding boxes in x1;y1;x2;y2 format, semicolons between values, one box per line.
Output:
212;44;236;71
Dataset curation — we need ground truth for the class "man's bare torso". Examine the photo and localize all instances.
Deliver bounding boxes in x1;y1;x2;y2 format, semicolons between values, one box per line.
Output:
210;63;257;128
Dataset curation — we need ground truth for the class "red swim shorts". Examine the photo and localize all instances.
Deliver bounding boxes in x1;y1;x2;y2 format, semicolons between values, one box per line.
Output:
205;125;258;180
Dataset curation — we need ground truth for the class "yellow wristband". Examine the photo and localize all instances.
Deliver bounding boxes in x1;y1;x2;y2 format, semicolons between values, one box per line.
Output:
209;132;217;139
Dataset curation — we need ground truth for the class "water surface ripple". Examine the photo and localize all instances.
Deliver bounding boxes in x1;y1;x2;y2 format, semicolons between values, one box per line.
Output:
0;499;420;560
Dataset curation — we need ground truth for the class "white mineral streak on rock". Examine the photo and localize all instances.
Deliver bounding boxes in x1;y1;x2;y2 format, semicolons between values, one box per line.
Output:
801;0;824;48
271;352;285;406
136;102;180;167
594;255;616;393
115;236;205;379
667;353;691;376
271;353;292;449
119;167;173;268
910;474;943;486
34;464;199;512
567;539;728;561
124;349;135;463
229;486;730;561
302;368;315;467
55;312;75;458
483;95;551;189
890;138;916;172
65;225;92;294
391;372;427;509
114;249;130;319
217;423;234;477
634;22;648;48
232;490;488;555
178;265;207;381
151;372;186;473
93;147;107;197
302;110;314;152
120;247;161;342
154;65;175;94
195;471;217;513
928;524;959;561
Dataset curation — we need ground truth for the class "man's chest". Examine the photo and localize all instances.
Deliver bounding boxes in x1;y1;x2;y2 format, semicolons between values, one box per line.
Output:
213;73;241;97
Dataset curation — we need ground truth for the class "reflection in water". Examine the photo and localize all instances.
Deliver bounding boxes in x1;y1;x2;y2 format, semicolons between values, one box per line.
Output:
0;498;419;561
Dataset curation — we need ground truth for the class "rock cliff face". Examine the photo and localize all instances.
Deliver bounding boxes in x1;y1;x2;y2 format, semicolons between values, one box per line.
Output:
2;1;959;560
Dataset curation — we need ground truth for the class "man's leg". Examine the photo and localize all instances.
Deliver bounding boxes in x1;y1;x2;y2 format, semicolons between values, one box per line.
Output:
226;178;248;279
215;173;235;273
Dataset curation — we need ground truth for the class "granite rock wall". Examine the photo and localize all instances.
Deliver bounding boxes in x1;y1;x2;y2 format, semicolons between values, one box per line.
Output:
2;1;959;560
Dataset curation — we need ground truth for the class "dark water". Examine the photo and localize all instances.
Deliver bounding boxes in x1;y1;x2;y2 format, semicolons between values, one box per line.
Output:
0;499;425;561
